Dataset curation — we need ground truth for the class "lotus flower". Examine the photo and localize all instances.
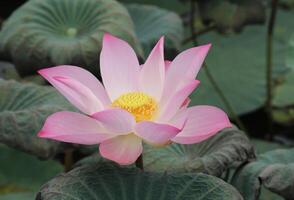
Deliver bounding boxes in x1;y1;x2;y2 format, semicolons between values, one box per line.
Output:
38;33;231;165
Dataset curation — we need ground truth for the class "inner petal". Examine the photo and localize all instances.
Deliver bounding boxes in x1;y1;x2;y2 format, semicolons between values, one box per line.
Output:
111;92;158;122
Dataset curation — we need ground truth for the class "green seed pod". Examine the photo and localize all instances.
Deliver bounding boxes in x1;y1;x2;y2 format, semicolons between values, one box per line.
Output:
0;0;142;77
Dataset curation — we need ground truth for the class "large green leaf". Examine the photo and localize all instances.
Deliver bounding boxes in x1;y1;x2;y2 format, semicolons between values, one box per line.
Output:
271;34;294;125
231;148;294;200
0;0;142;77
279;0;294;9
38;162;242;200
272;70;294;125
0;80;73;158
126;4;184;57
259;186;283;200
197;0;266;33
273;71;294;108
77;126;255;177
272;107;294;125
252;139;286;154
0;145;63;199
0;61;46;84
190;10;293;115
143;126;254;176
229;140;287;200
286;34;294;69
0;192;36;200
0;62;16;80
273;34;294;124
119;0;187;14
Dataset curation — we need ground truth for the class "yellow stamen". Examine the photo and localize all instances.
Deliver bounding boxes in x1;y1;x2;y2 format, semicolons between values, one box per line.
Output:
112;92;158;122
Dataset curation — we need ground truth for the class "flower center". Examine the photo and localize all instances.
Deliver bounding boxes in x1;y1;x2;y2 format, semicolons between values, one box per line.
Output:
112;92;158;122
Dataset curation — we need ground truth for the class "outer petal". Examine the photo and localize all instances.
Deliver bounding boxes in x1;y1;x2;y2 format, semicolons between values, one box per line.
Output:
134;121;180;145
51;76;103;115
181;97;191;108
172;106;232;144
99;134;142;165
38;65;111;107
161;44;211;104
158;80;200;122
91;108;135;134
100;33;140;101
169;107;188;129
38;111;114;145
139;37;165;100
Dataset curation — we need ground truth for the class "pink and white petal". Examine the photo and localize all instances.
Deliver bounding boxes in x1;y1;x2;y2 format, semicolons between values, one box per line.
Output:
38;65;111;106
100;33;140;101
99;134;142;165
51;76;103;115
38;111;114;145
134;121;180;145
161;44;211;104
169;107;188;129
158;80;200;122
172;106;232;144
139;37;165;100
181;97;191;109
164;60;172;72
91;108;135;134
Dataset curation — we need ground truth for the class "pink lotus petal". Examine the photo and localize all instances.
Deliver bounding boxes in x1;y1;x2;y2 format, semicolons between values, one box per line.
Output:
38;65;111;107
100;33;140;101
38;111;114;145
159;80;200;122
139;37;165;100
91;108;135;134
99;134;142;165
169;107;188;129
134;121;180;145
172;106;232;144
161;44;211;104
51;76;103;115
164;60;172;72
181;97;191;109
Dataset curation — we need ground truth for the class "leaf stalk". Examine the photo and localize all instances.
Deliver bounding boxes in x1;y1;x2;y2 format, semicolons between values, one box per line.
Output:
265;0;279;139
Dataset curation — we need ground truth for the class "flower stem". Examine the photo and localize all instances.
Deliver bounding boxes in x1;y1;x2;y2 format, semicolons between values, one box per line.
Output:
135;154;144;170
64;149;74;172
189;0;246;132
266;0;279;139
